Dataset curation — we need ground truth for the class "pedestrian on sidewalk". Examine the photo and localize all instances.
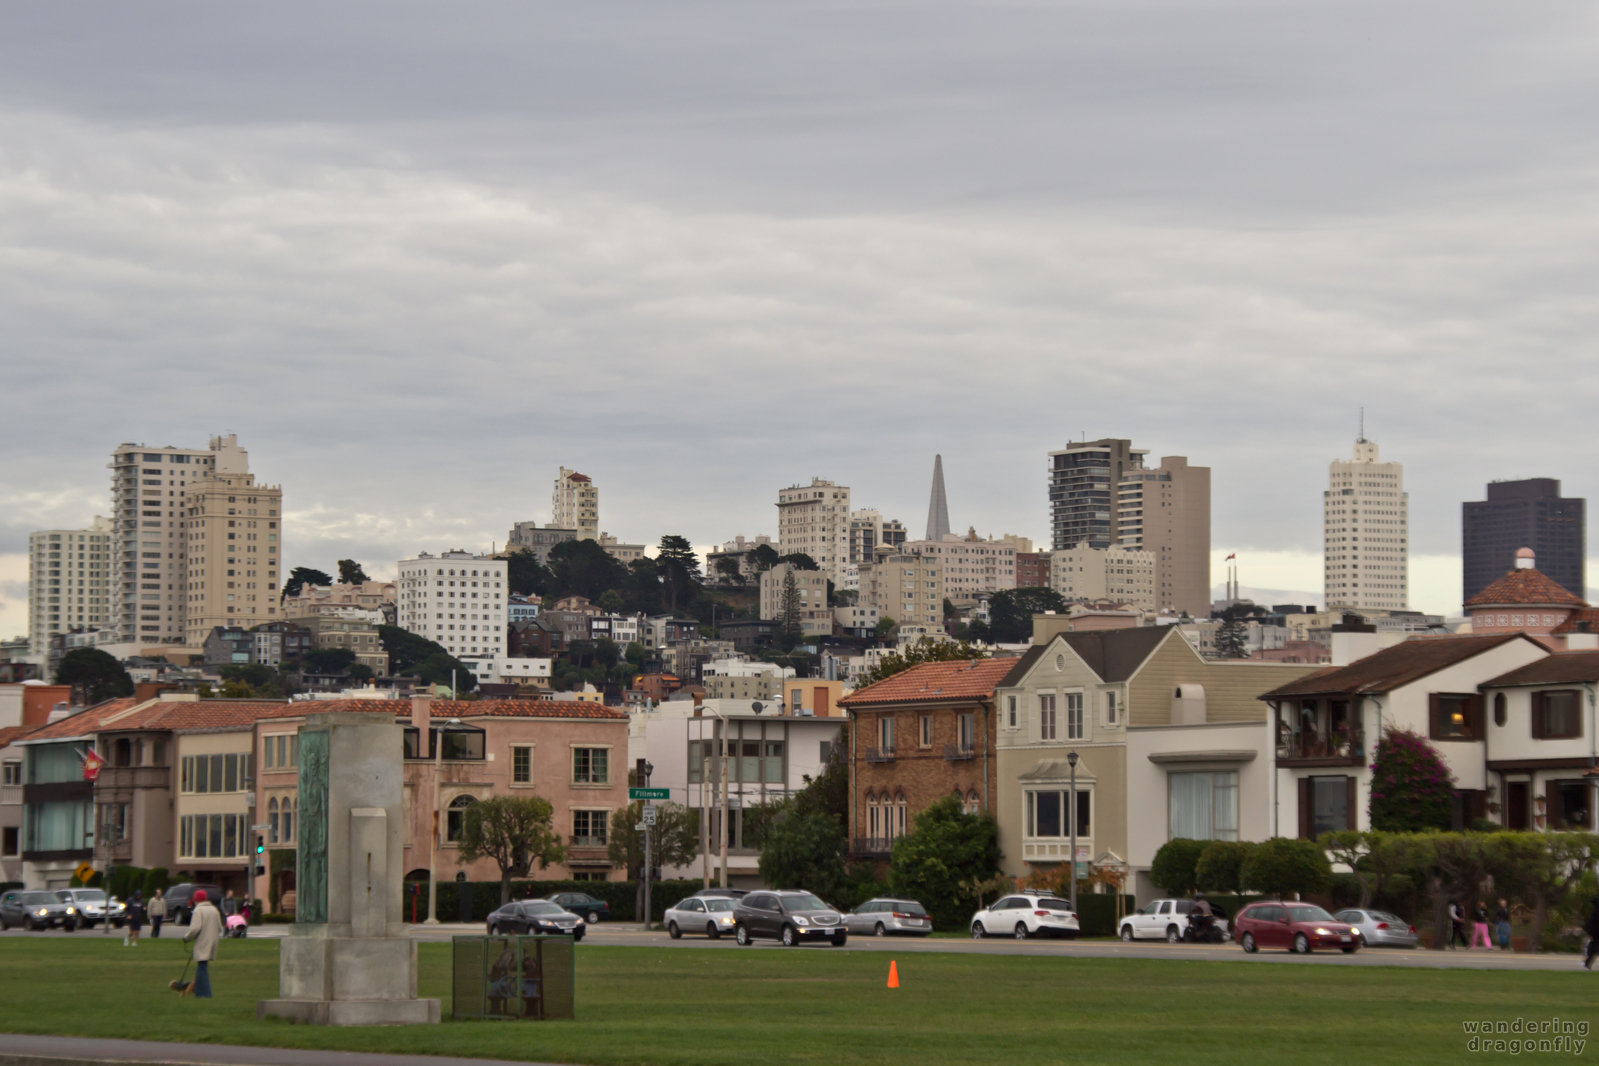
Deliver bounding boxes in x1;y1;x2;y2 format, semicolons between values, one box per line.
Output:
1493;898;1512;951
148;891;166;938
182;890;223;998
1471;902;1493;949
124;891;145;947
1449;900;1469;949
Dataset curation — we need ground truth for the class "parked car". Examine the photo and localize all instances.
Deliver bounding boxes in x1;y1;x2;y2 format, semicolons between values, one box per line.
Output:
485;900;586;940
0;890;79;931
55;889;125;929
1333;908;1418;948
543;892;609;924
665;895;740;939
970;894;1080;940
733;890;848;947
691;887;749;899
1118;899;1230;943
844;898;933;937
163;883;224;925
1235;901;1359;954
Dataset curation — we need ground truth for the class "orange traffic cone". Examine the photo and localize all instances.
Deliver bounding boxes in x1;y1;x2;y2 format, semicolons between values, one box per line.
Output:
887;960;899;989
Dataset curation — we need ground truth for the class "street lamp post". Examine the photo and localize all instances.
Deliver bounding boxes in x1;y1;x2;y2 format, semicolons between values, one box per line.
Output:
1066;751;1079;916
425;717;465;925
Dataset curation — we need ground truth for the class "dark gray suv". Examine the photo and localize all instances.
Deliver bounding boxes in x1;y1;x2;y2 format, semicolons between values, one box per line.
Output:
733;890;848;947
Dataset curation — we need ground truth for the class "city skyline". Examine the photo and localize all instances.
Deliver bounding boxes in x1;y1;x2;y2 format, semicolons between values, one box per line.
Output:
4;5;1599;638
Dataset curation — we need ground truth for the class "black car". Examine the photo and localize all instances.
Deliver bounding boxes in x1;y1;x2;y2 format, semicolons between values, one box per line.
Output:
486;900;585;940
0;889;79;931
733;890;847;947
163;882;223;925
544;892;609;924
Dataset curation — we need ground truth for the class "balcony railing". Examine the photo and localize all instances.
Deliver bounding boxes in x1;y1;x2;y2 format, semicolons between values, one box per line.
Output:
1277;726;1366;767
852;836;893;858
864;747;896;764
944;743;976;762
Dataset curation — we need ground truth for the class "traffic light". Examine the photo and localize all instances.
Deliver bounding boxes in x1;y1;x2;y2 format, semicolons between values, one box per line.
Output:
255;835;265;856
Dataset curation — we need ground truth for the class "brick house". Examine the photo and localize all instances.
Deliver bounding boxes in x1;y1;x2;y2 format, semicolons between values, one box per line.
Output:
839;658;1017;860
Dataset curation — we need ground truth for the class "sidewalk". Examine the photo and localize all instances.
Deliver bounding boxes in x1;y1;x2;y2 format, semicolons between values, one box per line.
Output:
0;1034;570;1066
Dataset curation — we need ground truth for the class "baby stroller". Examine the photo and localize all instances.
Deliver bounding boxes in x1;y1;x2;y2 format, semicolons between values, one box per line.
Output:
226;913;249;938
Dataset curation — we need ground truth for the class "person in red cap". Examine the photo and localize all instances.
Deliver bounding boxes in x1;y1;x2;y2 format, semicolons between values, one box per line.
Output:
182;890;223;998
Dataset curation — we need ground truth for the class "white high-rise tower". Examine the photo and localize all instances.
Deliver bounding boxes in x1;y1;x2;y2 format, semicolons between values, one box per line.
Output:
1323;430;1408;611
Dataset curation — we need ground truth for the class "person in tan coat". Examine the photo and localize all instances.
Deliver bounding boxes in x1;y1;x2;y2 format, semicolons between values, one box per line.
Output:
181;890;223;998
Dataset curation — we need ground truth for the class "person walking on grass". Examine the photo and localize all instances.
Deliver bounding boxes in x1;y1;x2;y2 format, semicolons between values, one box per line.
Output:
1449;900;1469;949
123;891;145;947
1584;897;1599;970
147;891;166;939
182;890;223;997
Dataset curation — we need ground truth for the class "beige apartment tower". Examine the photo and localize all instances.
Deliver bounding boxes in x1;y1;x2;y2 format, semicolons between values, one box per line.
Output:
1324;436;1408;611
183;435;284;644
28;517;113;658
110;440;218;643
777;478;852;586
552;468;599;541
858;547;944;631
1117;456;1211;617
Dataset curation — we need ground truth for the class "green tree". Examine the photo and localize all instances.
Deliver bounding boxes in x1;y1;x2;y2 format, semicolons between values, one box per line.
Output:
336;559;370;585
609;801;699;921
55;648;134;704
757;803;849;904
857;637;984;687
749;543;782;573
547;539;629;603
455;795;566;906
1239;837;1332;898
281;566;333;600
505;549;555;598
713;555;745;586
1149;838;1207;896
874;616;897;640
780;552;820;571
1319;830;1381;909
376;625;478;693
1368;728;1454;832
779;567;803;646
346;663;375;684
984;587;1067;644
597;589;624;614
303;647;357;674
1214;605;1250;659
1195;840;1251;894
1494;831;1599;952
656;534;702;613
888;795;1002;931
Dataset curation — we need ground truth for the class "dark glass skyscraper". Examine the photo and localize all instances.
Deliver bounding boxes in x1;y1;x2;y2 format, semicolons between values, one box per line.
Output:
1462;479;1585;603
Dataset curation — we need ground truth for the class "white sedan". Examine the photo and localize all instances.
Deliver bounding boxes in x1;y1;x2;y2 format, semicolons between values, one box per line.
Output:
665;896;739;939
970;893;1080;940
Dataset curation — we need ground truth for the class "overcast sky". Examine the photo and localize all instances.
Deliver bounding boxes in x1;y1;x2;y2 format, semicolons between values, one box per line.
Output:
4;1;1597;639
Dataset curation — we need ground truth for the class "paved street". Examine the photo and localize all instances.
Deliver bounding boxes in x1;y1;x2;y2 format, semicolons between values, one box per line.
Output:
7;921;1584;971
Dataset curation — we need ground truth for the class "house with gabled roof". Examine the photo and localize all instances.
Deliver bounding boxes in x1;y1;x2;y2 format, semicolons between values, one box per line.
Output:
996;627;1319;888
1259;633;1549;840
1480;651;1599;832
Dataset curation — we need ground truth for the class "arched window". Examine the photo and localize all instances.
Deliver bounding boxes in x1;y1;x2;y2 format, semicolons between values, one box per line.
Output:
282;796;295;843
893;793;908;839
866;792;880;840
965;790;980;815
447;795;477;842
268;797;279;844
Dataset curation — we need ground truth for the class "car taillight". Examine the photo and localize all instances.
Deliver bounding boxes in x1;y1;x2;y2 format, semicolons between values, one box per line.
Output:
1409;926;1417;934
893;912;913;919
1375;922;1389;930
1035;910;1050;917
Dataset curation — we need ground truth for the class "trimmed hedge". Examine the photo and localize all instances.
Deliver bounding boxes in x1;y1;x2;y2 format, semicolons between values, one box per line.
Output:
1072;894;1136;938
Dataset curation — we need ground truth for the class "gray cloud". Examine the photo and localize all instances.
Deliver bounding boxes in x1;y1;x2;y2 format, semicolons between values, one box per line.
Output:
2;1;1597;638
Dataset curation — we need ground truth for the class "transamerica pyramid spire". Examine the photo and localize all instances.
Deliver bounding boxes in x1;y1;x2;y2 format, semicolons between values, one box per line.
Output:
926;454;951;541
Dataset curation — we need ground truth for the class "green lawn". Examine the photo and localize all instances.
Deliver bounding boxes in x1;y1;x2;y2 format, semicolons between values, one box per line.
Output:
0;937;1592;1066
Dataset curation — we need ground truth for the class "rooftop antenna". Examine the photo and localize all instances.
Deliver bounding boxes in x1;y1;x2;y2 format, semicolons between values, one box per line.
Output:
1357;407;1366;443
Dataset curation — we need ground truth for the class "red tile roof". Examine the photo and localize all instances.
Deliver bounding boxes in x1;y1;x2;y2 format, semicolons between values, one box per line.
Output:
1466;568;1588;609
1551;609;1599;636
17;697;144;741
1483;651;1599;687
1258;634;1541;700
840;658;1017;708
278;699;628;721
0;724;38;750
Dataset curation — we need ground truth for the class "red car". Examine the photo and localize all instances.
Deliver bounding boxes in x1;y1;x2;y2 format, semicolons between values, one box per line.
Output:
1235;901;1360;955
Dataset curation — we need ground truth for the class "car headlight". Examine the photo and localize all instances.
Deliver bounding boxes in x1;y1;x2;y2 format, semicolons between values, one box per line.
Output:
1314;927;1331;935
35;909;47;916
719;915;735;924
65;907;76;915
794;916;810;927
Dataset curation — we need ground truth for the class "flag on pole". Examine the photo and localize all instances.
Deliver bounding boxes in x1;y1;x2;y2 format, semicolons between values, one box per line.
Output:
81;749;105;782
1224;553;1236;561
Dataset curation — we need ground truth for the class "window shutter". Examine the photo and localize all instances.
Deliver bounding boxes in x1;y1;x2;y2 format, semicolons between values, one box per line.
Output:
1427;693;1440;738
1531;691;1546;740
1298;777;1313;839
1546;779;1561;827
1468;695;1485;739
1345;776;1358;830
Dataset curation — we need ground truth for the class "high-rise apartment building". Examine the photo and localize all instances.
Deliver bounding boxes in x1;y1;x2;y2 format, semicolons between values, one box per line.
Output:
551;468;599;540
1047;440;1211;616
183;436;283;644
396;550;508;665
1048;439;1147;551
109;440;219;643
1117;456;1211;617
28;517;112;658
1462;479;1585;603
1323;436;1408;611
848;509;907;565
778;478;852;586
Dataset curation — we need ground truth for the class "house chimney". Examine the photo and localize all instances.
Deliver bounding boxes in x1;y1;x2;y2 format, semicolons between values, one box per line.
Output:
1515;547;1536;570
411;695;432;738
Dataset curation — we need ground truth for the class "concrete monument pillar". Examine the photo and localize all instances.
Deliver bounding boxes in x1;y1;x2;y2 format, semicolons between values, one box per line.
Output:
259;712;441;1025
